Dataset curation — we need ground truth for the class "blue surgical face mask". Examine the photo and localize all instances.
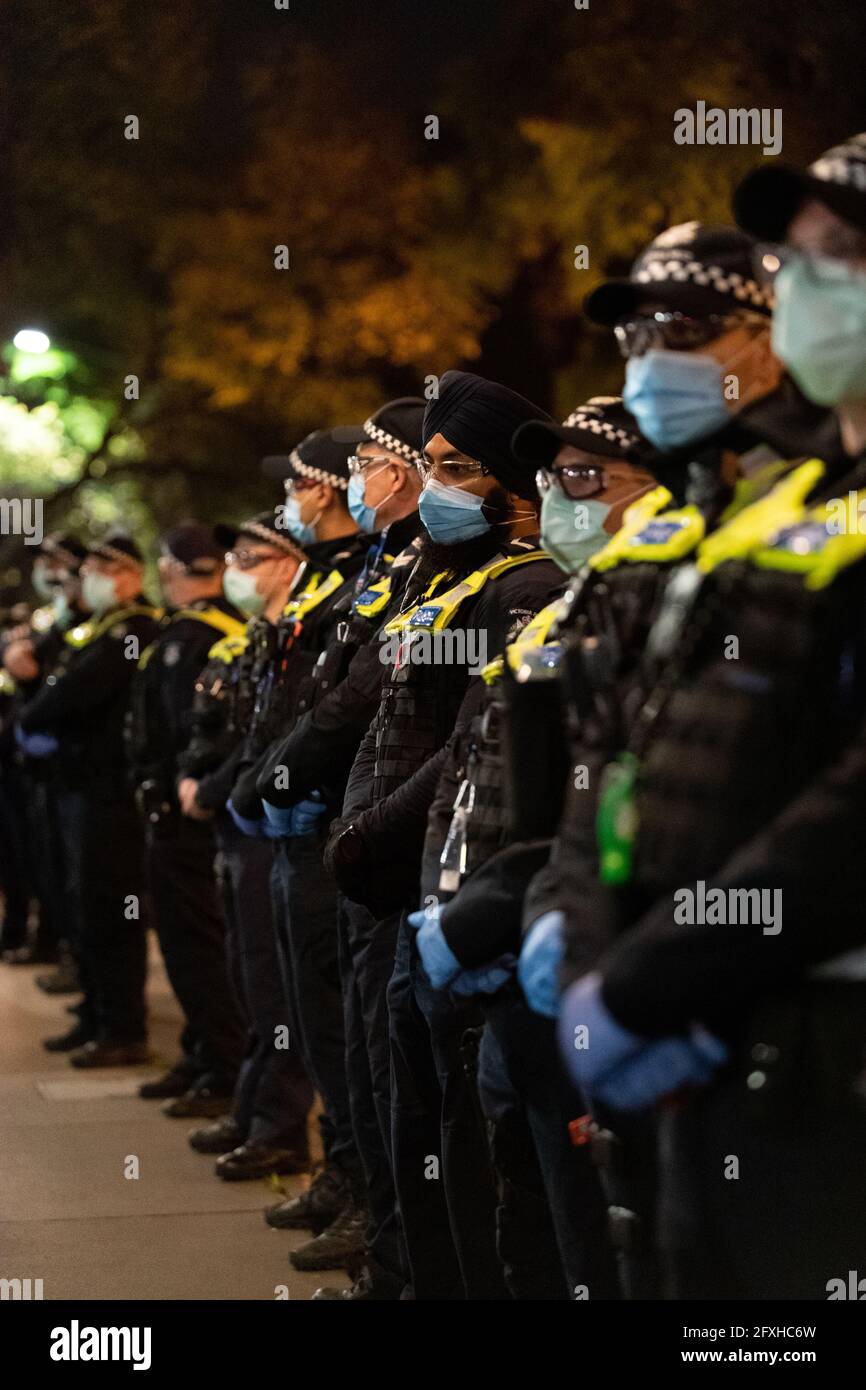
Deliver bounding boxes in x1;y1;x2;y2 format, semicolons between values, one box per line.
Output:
623;348;731;450
281;494;319;547
772;255;866;406
223;567;266;617
32;565;55;602
51;591;72;627
540;490;611;573
419;477;491;543
348;472;380;533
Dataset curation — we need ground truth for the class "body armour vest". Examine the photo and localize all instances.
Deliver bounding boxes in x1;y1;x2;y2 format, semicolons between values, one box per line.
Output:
558;457;866;909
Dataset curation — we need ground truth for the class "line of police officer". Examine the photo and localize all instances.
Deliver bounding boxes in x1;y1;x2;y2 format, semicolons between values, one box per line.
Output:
2;132;866;1299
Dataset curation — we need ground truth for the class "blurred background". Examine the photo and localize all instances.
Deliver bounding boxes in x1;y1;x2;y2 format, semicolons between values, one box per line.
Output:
1;0;864;593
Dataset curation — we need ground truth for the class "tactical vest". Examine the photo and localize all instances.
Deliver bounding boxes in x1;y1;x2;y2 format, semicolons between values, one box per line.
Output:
371;550;550;803
558;457;866;900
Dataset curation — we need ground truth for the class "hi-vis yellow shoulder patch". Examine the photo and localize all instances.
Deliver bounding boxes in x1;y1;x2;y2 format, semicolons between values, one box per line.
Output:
752;487;866;589
589;487;705;570
208;633;249;664
696;458;826;573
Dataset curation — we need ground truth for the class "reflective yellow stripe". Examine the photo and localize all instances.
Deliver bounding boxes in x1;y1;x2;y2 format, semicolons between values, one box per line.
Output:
589;487;677;571
481;597;563;684
208;633;249;663
0;670;17;696
384;552;550;636
283;568;344;623
169;606;247;639
752;487;866;589
697;458;826;573
354;576;393;618
64;603;161;649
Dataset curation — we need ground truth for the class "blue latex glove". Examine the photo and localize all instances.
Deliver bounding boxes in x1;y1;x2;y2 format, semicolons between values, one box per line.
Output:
226;797;269;839
558;972;728;1111
408;906;462;990
15;724;58;759
587;1031;730;1111
262;800;298;838
518;910;565;1018
291;795;328;838
450;954;517;996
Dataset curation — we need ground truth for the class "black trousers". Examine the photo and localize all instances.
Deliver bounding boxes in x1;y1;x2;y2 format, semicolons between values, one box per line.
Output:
388;911;508;1300
480;987;620;1300
216;817;313;1147
0;760;31;949
24;770;64;952
77;794;148;1042
339;899;406;1294
146;813;245;1084
658;981;866;1300
270;835;362;1185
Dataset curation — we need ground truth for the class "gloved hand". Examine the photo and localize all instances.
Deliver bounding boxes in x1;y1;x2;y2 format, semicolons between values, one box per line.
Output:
450;955;517;996
583;1031;730;1111
291;794;328;838
558;972;728;1111
518;910;565;1017
408;905;461;990
15;724;58;759
225;795;265;834
262;800;298;838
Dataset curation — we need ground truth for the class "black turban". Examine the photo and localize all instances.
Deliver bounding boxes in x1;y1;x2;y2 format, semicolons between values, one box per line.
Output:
422;371;554;500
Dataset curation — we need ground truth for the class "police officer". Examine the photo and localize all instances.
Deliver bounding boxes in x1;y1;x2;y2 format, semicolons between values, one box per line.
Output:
2;535;88;967
20;532;160;1065
127;522;248;1115
325;372;562;1299
411;399;655;1299
225;430;379;1247
552;146;866;1298
260;399;424;1299
176;510;314;1178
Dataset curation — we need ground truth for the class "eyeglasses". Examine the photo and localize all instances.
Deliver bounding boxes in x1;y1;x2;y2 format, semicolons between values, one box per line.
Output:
347;454;399;476
224;549;281;571
284;477;318;495
614;310;765;359
536;464;606;501
416;458;490;486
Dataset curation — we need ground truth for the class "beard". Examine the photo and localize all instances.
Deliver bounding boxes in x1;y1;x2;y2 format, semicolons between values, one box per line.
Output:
415;483;519;584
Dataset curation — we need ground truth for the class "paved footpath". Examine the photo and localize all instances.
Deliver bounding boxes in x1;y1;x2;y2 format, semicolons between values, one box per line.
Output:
0;943;324;1301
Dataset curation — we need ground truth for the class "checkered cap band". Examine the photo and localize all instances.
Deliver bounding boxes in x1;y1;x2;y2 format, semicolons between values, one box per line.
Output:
288;447;349;491
240;519;306;562
362;418;423;466
810;145;866;190
562;408;641;451
633;258;773;310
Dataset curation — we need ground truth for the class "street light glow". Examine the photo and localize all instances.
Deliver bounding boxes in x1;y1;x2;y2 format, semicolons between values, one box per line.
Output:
13;328;51;354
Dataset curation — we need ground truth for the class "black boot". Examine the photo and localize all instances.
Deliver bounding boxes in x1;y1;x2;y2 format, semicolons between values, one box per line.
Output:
43;1020;96;1053
288;1202;367;1272
215;1140;309;1182
139;1061;199;1100
188;1116;245;1155
70;1039;151;1069
265;1164;353;1233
